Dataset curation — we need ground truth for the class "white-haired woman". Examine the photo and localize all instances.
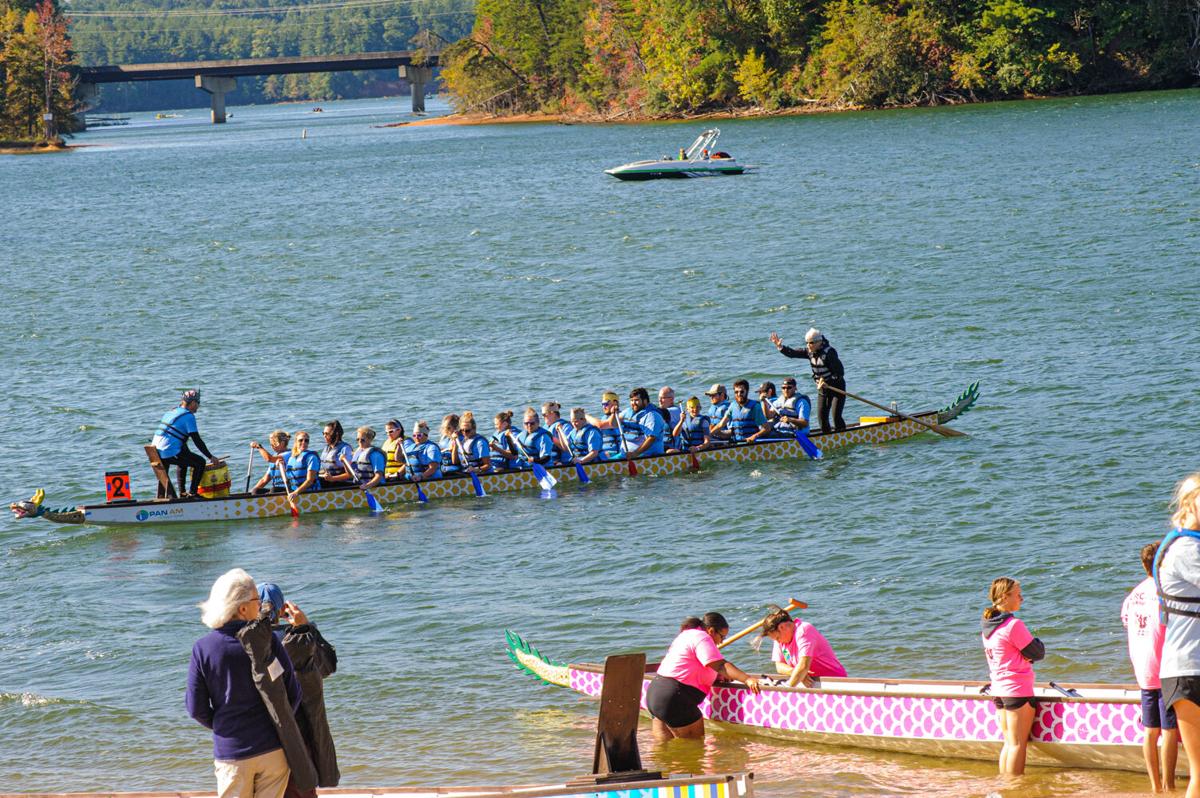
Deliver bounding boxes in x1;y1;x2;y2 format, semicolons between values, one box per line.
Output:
769;327;846;433
1156;474;1200;798
186;568;301;798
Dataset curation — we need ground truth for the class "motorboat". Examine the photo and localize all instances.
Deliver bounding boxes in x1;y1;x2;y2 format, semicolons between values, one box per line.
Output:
604;128;747;180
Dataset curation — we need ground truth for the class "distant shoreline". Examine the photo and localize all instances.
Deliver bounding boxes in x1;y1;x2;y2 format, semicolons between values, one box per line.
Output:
388;103;842;128
0;139;71;155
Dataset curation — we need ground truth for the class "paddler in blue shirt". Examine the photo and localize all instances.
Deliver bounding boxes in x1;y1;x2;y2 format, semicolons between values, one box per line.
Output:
345;426;387;491
675;397;714;451
711;380;771;443
514;408;556;466
542;402;573;465
151;389;223;498
657;386;682;451
408;420;442;481
566;407;604;464
703;384;731;441
587;392;625;460
622;387;665;457
453;412;492;474
766;377;811;435
284;431;321;498
319;420;354;483
249;429;291;494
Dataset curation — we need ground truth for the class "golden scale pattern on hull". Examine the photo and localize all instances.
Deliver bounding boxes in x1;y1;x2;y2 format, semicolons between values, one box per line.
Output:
15;384;978;526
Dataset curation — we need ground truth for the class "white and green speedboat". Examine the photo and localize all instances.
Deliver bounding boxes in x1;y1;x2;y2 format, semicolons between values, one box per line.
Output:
605;128;747;180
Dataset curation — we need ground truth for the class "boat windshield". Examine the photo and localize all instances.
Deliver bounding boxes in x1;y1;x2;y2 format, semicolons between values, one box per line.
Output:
684;128;721;160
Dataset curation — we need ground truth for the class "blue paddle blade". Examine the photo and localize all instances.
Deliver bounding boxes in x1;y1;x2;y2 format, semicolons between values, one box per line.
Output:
532;463;557;491
365;490;382;513
574;463;590;484
795;430;822;460
470;471;486;497
415;481;428;503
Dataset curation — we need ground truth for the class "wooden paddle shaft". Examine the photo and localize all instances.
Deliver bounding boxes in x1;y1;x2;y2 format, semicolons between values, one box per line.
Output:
821;383;965;438
719;598;806;649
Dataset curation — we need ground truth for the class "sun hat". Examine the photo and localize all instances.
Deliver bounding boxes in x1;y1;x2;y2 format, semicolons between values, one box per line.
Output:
705;383;726;396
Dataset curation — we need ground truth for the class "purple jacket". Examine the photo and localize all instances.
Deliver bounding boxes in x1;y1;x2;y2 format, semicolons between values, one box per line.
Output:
186;620;302;760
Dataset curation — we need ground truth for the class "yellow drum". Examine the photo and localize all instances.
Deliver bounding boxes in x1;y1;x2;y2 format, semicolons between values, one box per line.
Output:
198;463;231;498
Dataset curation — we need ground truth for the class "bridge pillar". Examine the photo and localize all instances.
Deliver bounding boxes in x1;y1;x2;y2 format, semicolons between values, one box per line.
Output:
195;75;236;123
399;64;432;113
75;82;100;130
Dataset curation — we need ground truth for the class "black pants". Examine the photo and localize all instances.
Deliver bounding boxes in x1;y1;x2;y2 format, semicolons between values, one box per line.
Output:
816;385;847;434
160;447;206;496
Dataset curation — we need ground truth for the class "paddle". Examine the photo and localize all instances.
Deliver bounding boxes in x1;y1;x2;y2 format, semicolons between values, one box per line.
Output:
794;430;822;460
509;429;557;491
555;425;590;485
276;457;300;519
340;454;382;514
718;597;808;650
243;443;254;493
821;382;966;438
455;437;487;497
612;412;639;476
396;436;428;503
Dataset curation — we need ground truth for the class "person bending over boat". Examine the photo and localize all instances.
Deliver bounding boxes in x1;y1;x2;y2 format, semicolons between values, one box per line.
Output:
438;414;461;476
711;380;771;444
674;397;714;452
542;402;573;465
151;389;223;498
657;387;682;451
566;407;603;465
407;420;442;481
256;583;339;798
1154;473;1200;798
647;612;761;740
770;328;846;433
586;392;625;460
453;412;491;474
758;605;845;688
250;430;291;494
344;427;386;492
1123;541;1178;792
489;411;519;471
981;577;1044;776
187;568;300;798
703;384;731;441
765;378;811;436
381;420;406;480
284;432;321;499
514;408;555;467
620;387;665;457
318;421;354;484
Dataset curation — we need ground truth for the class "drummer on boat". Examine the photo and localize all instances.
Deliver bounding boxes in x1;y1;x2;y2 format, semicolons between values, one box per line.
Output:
151;389;223;498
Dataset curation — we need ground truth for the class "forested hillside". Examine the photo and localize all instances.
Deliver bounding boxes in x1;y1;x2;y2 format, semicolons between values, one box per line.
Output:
68;0;473;111
441;0;1200;116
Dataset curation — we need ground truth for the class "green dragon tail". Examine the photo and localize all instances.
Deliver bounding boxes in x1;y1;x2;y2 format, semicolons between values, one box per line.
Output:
504;630;571;688
938;382;980;423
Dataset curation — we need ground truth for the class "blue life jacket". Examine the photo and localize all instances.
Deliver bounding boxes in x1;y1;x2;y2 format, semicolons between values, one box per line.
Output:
489;432;514;471
1154;528;1200;624
617;408;645;444
152;406;195;457
547;419;573;464
568;424;602;458
459;435;489;469
285;450;321;491
680;415;711;450
705;400;730;427
320;442;352;477
438;436;461;472
516;427;555;465
725;401;763;442
598;423;623;459
352;446;386;481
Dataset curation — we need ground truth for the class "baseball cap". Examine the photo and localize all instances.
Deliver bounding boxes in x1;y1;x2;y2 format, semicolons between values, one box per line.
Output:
181;389;201;404
756;381;776;394
782;377;797;387
705;383;726;396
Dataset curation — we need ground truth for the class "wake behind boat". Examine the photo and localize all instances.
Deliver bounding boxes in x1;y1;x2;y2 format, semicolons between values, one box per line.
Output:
605;129;748;180
8;385;979;526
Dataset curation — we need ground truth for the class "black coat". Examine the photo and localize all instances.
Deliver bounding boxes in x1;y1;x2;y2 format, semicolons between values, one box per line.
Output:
238;619;319;793
281;623;339;788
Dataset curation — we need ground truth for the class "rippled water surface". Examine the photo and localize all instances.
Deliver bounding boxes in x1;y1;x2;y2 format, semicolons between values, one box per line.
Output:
2;91;1198;797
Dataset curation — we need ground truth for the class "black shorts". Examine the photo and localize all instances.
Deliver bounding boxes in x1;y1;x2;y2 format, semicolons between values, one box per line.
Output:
646;675;706;728
1162;675;1200;713
1142;688;1179;730
992;696;1038;710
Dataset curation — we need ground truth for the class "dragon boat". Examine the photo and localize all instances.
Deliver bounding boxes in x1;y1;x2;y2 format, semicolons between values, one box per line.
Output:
505;631;1160;773
9;384;978;527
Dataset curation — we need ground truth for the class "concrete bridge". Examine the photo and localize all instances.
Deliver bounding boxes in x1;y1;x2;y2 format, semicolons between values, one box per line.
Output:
77;50;439;125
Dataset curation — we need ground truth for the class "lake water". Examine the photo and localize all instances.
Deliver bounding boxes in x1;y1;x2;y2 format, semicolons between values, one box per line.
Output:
1;89;1198;797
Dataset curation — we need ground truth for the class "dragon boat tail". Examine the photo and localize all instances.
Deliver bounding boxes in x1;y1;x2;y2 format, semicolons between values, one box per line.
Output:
504;630;1159;773
10;384;978;526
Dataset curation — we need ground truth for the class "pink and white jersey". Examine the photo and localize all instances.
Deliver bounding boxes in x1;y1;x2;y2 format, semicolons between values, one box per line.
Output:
656;628;723;694
1122;576;1166;690
982;616;1036;697
772;620;847;678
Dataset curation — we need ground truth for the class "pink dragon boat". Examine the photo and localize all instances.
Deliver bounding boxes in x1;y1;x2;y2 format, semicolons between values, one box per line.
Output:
505;631;1158;773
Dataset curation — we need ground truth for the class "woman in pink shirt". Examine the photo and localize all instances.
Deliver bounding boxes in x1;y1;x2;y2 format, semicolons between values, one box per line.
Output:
647;612;762;740
981;577;1045;775
758;605;846;688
